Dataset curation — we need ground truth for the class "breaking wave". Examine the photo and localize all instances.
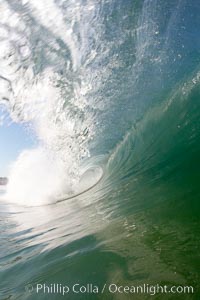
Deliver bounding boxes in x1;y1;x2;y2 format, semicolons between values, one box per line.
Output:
0;0;200;208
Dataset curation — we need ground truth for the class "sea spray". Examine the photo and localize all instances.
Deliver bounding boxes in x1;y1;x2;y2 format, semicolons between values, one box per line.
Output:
5;148;75;206
0;0;100;205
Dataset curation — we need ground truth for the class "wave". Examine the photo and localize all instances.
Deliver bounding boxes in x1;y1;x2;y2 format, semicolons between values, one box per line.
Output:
1;1;200;299
0;0;200;206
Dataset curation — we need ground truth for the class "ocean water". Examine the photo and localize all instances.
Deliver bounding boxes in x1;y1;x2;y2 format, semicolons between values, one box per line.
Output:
0;0;200;299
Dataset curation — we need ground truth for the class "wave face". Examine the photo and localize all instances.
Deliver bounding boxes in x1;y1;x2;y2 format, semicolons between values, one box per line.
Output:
1;0;200;299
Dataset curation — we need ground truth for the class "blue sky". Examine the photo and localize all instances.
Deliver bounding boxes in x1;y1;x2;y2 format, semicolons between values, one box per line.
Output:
0;110;36;176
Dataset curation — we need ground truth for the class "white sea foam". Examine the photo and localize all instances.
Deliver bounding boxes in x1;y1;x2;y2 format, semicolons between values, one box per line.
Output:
0;0;100;205
5;148;74;206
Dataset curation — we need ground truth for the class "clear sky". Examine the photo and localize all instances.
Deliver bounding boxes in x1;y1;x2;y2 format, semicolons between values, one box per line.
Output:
0;109;36;176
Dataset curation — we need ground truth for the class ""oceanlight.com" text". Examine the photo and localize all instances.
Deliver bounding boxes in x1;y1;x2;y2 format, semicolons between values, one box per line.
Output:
25;283;194;296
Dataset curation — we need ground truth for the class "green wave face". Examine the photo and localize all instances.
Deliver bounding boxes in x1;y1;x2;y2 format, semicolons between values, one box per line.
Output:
0;0;200;299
